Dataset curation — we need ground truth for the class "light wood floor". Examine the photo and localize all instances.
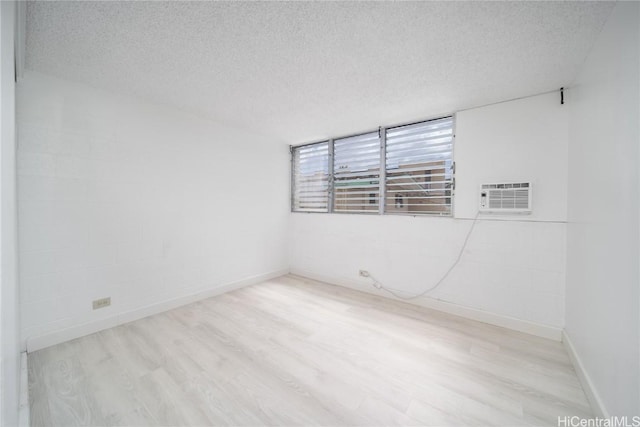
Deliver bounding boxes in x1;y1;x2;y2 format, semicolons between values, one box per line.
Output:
29;275;592;426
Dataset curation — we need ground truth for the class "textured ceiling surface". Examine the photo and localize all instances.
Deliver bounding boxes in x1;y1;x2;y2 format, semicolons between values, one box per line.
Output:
26;1;613;144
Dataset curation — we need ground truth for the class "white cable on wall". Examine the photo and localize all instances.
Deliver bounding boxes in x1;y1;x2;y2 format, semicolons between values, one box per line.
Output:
366;212;481;300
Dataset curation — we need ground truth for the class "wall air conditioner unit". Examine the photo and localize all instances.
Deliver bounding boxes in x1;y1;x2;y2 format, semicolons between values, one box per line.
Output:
479;182;532;214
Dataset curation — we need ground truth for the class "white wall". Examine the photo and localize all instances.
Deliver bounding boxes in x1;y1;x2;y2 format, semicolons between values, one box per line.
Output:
455;94;568;222
566;2;639;417
17;71;290;350
291;92;568;330
0;1;20;426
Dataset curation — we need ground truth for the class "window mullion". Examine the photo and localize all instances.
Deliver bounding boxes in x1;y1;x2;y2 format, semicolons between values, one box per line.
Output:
328;139;334;213
290;145;295;212
379;127;386;215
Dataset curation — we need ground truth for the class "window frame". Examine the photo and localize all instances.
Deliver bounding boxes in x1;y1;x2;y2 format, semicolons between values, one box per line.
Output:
290;114;456;216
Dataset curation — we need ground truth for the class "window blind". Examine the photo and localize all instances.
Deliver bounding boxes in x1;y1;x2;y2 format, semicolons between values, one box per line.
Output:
385;117;454;215
291;142;330;212
333;131;380;213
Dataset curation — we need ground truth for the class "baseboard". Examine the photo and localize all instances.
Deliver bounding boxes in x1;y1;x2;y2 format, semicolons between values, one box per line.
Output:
26;269;289;352
562;330;609;417
289;268;563;341
18;352;29;427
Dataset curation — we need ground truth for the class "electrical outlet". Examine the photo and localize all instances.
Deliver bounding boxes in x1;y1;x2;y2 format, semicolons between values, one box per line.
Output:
92;297;111;310
359;270;370;277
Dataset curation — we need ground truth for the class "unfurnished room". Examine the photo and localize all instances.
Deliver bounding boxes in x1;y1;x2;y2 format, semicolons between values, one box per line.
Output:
0;1;638;426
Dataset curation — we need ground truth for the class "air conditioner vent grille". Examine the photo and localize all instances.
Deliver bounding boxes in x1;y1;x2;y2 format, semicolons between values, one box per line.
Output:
480;182;532;213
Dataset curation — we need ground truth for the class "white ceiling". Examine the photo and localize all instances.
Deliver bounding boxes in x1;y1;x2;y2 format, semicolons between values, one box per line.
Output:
26;1;614;144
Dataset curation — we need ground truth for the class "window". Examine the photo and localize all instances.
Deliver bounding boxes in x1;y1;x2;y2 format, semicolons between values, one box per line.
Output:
385;117;454;215
333;132;380;213
291;115;454;215
291;141;330;212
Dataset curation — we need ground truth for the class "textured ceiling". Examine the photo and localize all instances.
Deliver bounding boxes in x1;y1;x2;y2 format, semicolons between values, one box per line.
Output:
26;1;614;144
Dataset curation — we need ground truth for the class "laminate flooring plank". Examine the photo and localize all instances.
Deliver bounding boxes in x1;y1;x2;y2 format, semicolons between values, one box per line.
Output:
189;319;351;426
29;274;592;426
27;351;53;427
35;343;106;426
201;298;370;418
82;356;145;427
